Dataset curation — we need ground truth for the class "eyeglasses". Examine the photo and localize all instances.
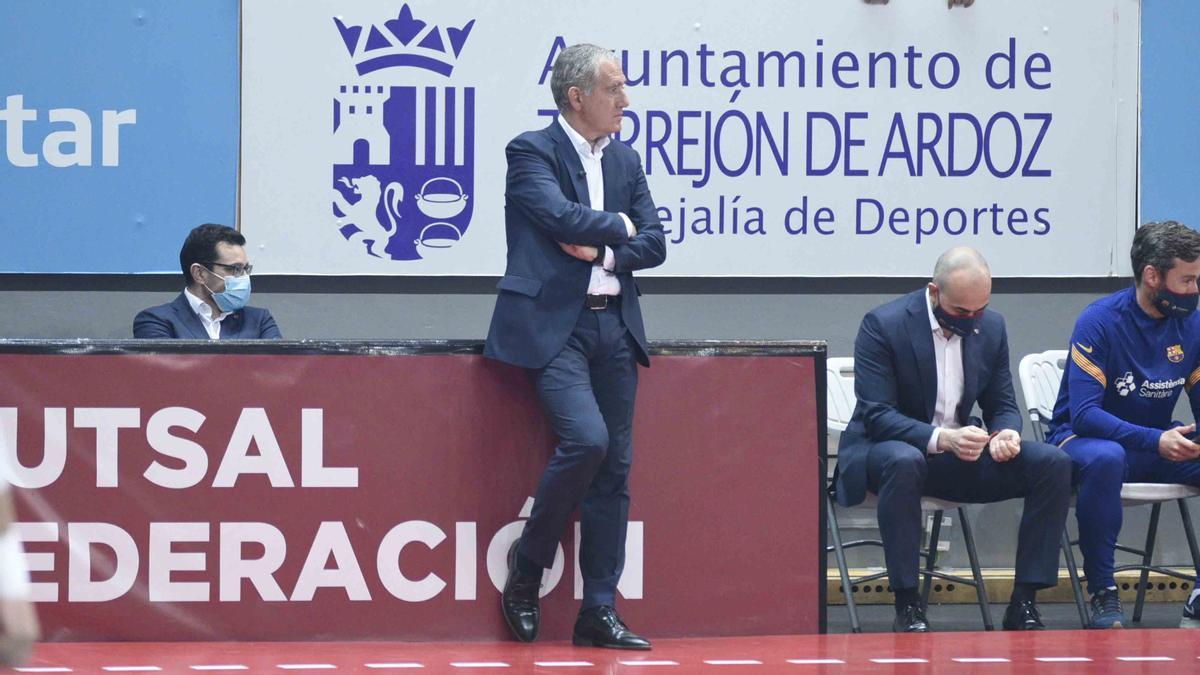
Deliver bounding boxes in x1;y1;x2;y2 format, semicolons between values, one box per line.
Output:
203;261;253;277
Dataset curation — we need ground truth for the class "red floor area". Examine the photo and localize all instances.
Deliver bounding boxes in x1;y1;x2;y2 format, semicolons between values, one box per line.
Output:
17;631;1200;674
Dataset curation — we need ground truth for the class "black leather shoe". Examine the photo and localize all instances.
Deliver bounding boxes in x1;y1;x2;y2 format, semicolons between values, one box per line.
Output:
572;606;652;650
1002;599;1045;630
501;540;540;642
892;603;930;632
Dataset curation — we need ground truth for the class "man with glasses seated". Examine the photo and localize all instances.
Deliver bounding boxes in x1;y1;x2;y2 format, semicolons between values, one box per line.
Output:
134;223;281;339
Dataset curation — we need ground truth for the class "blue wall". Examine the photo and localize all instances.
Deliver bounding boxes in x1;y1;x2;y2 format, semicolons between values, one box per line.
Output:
0;1;239;273
1141;1;1200;228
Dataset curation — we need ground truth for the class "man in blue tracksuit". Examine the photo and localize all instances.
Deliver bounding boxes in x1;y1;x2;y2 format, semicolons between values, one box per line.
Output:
1048;220;1200;629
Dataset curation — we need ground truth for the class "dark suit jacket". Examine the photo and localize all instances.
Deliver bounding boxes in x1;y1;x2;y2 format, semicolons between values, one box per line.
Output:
484;121;666;369
835;289;1022;506
133;293;282;339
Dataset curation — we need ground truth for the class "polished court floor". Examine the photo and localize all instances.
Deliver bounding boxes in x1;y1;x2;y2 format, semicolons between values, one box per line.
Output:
16;628;1200;674
13;602;1195;674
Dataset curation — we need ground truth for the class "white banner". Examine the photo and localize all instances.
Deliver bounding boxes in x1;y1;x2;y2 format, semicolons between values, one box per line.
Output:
241;0;1138;276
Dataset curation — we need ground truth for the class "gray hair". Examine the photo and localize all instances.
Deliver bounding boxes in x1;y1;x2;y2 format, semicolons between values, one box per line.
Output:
932;246;990;288
551;44;619;113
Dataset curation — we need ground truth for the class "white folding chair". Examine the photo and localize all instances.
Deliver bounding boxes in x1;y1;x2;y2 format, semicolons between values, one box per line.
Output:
1018;349;1200;627
824;357;994;632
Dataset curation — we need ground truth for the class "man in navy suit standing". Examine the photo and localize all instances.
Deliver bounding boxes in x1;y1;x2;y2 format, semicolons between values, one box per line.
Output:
133;224;281;339
486;44;665;649
836;247;1070;632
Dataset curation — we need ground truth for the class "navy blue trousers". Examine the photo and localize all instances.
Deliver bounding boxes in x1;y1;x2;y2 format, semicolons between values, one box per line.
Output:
1060;436;1200;594
865;439;1071;591
517;301;638;609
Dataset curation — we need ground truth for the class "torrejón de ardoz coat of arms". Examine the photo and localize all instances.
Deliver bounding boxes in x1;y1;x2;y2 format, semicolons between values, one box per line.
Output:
331;4;475;261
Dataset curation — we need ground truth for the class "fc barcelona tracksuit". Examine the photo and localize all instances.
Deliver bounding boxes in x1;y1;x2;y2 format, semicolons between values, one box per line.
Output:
1048;287;1200;593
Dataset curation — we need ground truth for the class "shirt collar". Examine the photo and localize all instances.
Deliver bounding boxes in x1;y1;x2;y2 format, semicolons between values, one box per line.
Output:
184;288;229;323
926;288;939;332
557;115;609;158
925;287;952;337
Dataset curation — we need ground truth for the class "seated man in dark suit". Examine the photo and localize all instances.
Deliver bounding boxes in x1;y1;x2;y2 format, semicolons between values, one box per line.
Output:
133;224;281;339
836;246;1071;632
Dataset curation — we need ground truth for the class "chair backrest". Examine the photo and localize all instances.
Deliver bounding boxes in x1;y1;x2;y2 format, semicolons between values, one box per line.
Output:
826;357;857;433
1017;349;1067;442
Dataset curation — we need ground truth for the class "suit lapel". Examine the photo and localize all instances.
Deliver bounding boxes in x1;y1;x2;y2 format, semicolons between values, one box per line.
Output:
549;122;590;206
959;330;982;424
222;311;244;339
905;292;938;423
170;293;209;339
601;150;620;212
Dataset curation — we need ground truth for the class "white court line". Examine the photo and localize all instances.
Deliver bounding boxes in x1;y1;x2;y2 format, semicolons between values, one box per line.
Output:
534;663;595;668
103;669;162;673
787;659;845;665
191;668;249;672
705;661;763;666
952;658;1011;663
365;666;425;670
1117;657;1174;662
277;666;336;671
450;664;509;669
617;662;679;667
1035;657;1092;662
16;669;73;673
870;659;928;664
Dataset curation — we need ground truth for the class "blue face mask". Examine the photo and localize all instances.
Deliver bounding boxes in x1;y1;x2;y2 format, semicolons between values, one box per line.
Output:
204;271;251;312
1154;287;1199;319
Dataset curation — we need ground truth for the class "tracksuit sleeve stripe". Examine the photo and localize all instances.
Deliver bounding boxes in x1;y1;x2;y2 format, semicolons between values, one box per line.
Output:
1187;367;1200;391
1071;345;1107;389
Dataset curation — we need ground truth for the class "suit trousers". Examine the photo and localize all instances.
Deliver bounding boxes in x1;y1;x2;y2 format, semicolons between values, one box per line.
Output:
865;439;1071;591
517;300;638;609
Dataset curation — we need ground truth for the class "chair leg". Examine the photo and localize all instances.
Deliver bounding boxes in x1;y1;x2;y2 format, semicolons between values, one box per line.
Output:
826;493;862;633
1178;499;1200;582
959;506;994;631
1061;528;1088;628
921;510;943;610
1133;502;1162;624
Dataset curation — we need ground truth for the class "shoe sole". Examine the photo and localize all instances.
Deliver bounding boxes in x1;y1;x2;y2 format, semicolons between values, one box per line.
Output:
1180;616;1200;629
571;635;652;650
1089;621;1124;629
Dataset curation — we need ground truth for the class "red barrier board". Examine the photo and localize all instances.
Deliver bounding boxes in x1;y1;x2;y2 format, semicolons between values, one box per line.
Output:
0;347;823;641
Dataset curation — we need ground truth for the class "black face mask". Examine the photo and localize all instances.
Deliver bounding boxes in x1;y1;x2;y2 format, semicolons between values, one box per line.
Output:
1154;287;1200;319
931;290;981;337
933;303;978;337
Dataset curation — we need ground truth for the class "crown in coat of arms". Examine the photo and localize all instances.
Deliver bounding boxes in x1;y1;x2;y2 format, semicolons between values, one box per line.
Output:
333;3;475;76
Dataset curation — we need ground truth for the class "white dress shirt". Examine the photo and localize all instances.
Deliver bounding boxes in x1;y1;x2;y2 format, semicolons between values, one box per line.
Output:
556;116;635;296
925;288;964;454
184;288;230;339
